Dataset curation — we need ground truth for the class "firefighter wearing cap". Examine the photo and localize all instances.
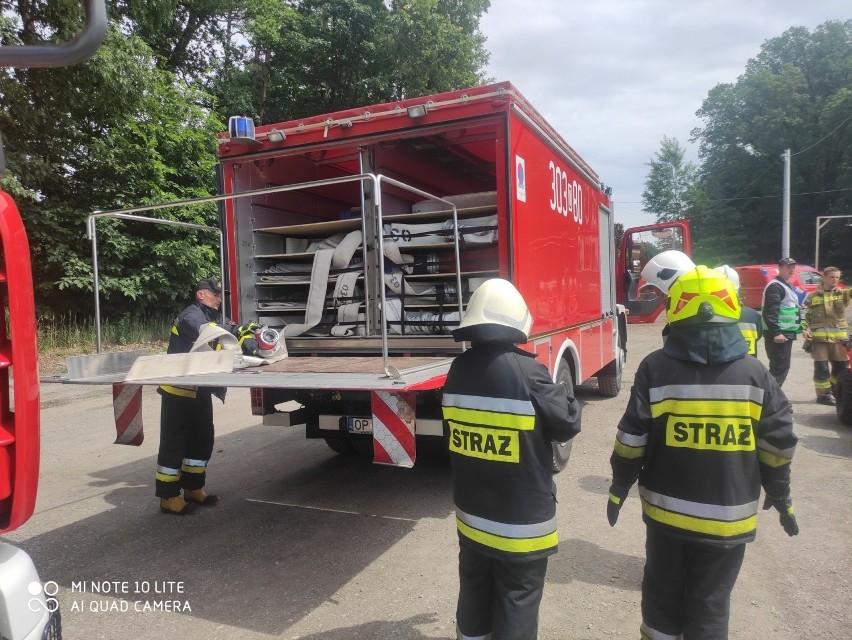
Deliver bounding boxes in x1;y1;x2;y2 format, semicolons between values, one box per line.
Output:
761;258;803;386
441;278;581;640
607;266;798;640
156;277;261;515
801;266;852;406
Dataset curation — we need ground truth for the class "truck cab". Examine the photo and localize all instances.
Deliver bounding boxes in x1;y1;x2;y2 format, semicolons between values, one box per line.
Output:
615;220;692;323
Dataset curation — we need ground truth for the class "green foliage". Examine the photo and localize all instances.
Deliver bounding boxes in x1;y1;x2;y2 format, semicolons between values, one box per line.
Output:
642;136;703;223
207;0;491;123
37;313;170;352
1;26;222;317
690;20;852;271
0;0;492;324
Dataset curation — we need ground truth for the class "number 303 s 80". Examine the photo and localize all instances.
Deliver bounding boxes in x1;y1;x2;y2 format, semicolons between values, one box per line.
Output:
548;160;584;223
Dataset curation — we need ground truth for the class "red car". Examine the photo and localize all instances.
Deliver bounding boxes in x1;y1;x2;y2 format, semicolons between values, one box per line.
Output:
733;264;826;309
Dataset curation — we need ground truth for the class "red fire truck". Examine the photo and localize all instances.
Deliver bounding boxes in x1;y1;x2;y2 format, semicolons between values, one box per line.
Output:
78;81;686;471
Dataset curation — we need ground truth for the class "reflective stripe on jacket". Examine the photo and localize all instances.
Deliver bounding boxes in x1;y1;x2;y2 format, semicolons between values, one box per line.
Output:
610;349;796;545
442;342;580;560
738;306;763;356
802;287;851;341
159;301;238;398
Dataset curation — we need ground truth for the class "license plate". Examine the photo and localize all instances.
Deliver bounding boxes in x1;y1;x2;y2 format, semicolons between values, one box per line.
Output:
346;417;373;434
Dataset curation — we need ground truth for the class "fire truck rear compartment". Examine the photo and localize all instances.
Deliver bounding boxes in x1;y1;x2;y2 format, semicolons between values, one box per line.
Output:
227;118;503;355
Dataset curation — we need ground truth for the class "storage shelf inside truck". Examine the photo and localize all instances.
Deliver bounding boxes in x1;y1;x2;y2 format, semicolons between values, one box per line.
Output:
256;204;496;237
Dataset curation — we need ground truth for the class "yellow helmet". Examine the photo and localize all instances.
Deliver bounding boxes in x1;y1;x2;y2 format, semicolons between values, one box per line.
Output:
667;266;740;325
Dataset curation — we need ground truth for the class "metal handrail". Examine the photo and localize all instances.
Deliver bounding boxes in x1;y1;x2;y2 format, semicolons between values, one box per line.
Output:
373;176;462;378
86;213;223;353
86;173;467;376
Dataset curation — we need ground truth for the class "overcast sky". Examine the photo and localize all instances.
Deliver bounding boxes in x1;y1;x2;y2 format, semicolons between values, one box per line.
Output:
479;1;848;229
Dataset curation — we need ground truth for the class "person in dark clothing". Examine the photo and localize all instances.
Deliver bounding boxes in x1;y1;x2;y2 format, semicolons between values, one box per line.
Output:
761;258;802;386
156;277;260;515
442;278;581;640
717;265;763;356
608;265;798;640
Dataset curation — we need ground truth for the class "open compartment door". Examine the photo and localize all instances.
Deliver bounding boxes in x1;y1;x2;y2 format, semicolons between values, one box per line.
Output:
616;220;692;324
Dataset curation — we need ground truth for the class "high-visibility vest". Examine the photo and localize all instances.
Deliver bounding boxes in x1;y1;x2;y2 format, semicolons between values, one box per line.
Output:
762;279;801;334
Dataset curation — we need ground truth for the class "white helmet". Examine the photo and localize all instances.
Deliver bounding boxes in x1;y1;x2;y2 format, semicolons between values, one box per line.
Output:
640;250;696;295
456;278;532;338
715;264;740;291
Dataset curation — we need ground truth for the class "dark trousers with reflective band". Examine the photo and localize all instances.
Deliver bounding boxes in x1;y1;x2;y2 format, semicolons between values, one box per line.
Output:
156;390;214;498
813;358;849;396
764;337;794;387
641;529;746;640
456;544;548;640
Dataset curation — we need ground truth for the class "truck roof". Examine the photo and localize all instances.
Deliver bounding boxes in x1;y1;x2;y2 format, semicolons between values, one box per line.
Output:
216;81;599;182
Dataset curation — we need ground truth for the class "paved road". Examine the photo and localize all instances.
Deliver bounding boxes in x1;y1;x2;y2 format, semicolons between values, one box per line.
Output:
5;320;850;639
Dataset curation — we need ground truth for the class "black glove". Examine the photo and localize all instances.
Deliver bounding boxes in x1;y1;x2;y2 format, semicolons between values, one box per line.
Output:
239;336;260;357
238;322;262;338
763;495;799;537
607;486;627;527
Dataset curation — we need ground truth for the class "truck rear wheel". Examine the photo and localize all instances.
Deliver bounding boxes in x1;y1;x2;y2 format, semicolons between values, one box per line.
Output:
348;434;374;457
836;369;852;426
552;364;575;474
324;437;355;454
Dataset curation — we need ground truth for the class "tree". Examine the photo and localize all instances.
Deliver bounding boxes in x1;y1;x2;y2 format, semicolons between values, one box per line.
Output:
0;0;494;321
208;0;492;125
641;136;702;223
690;20;852;270
0;26;222;318
112;0;236;77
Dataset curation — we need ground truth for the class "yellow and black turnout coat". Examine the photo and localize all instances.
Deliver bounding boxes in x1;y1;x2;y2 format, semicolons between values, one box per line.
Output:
611;322;796;545
159;301;243;400
442;338;581;561
802;286;852;343
738;305;763;356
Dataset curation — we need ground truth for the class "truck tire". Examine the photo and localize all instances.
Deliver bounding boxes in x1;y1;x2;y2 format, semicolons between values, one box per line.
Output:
348;433;375;457
597;319;625;397
552;364;576;474
836;368;852;426
324;437;355;454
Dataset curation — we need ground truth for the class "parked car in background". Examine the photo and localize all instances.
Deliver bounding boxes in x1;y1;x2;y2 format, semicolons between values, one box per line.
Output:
734;264;825;309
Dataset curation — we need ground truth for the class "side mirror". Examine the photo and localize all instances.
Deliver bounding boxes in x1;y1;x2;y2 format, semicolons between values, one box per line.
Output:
0;0;106;68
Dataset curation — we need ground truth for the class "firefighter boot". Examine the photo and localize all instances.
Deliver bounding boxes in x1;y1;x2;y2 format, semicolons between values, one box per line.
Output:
817;392;837;406
160;496;198;515
184;488;219;506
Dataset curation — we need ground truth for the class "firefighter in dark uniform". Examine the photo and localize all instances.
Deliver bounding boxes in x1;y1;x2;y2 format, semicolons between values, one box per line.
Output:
607;266;798;640
156;277;260;515
441;278;581;640
717;265;763;356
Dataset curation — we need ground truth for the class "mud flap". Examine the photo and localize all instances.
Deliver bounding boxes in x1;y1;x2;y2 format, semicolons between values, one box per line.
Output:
113;383;144;446
370;390;416;467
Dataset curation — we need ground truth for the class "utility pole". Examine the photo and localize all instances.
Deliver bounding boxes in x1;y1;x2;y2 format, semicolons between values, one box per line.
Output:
782;148;791;258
